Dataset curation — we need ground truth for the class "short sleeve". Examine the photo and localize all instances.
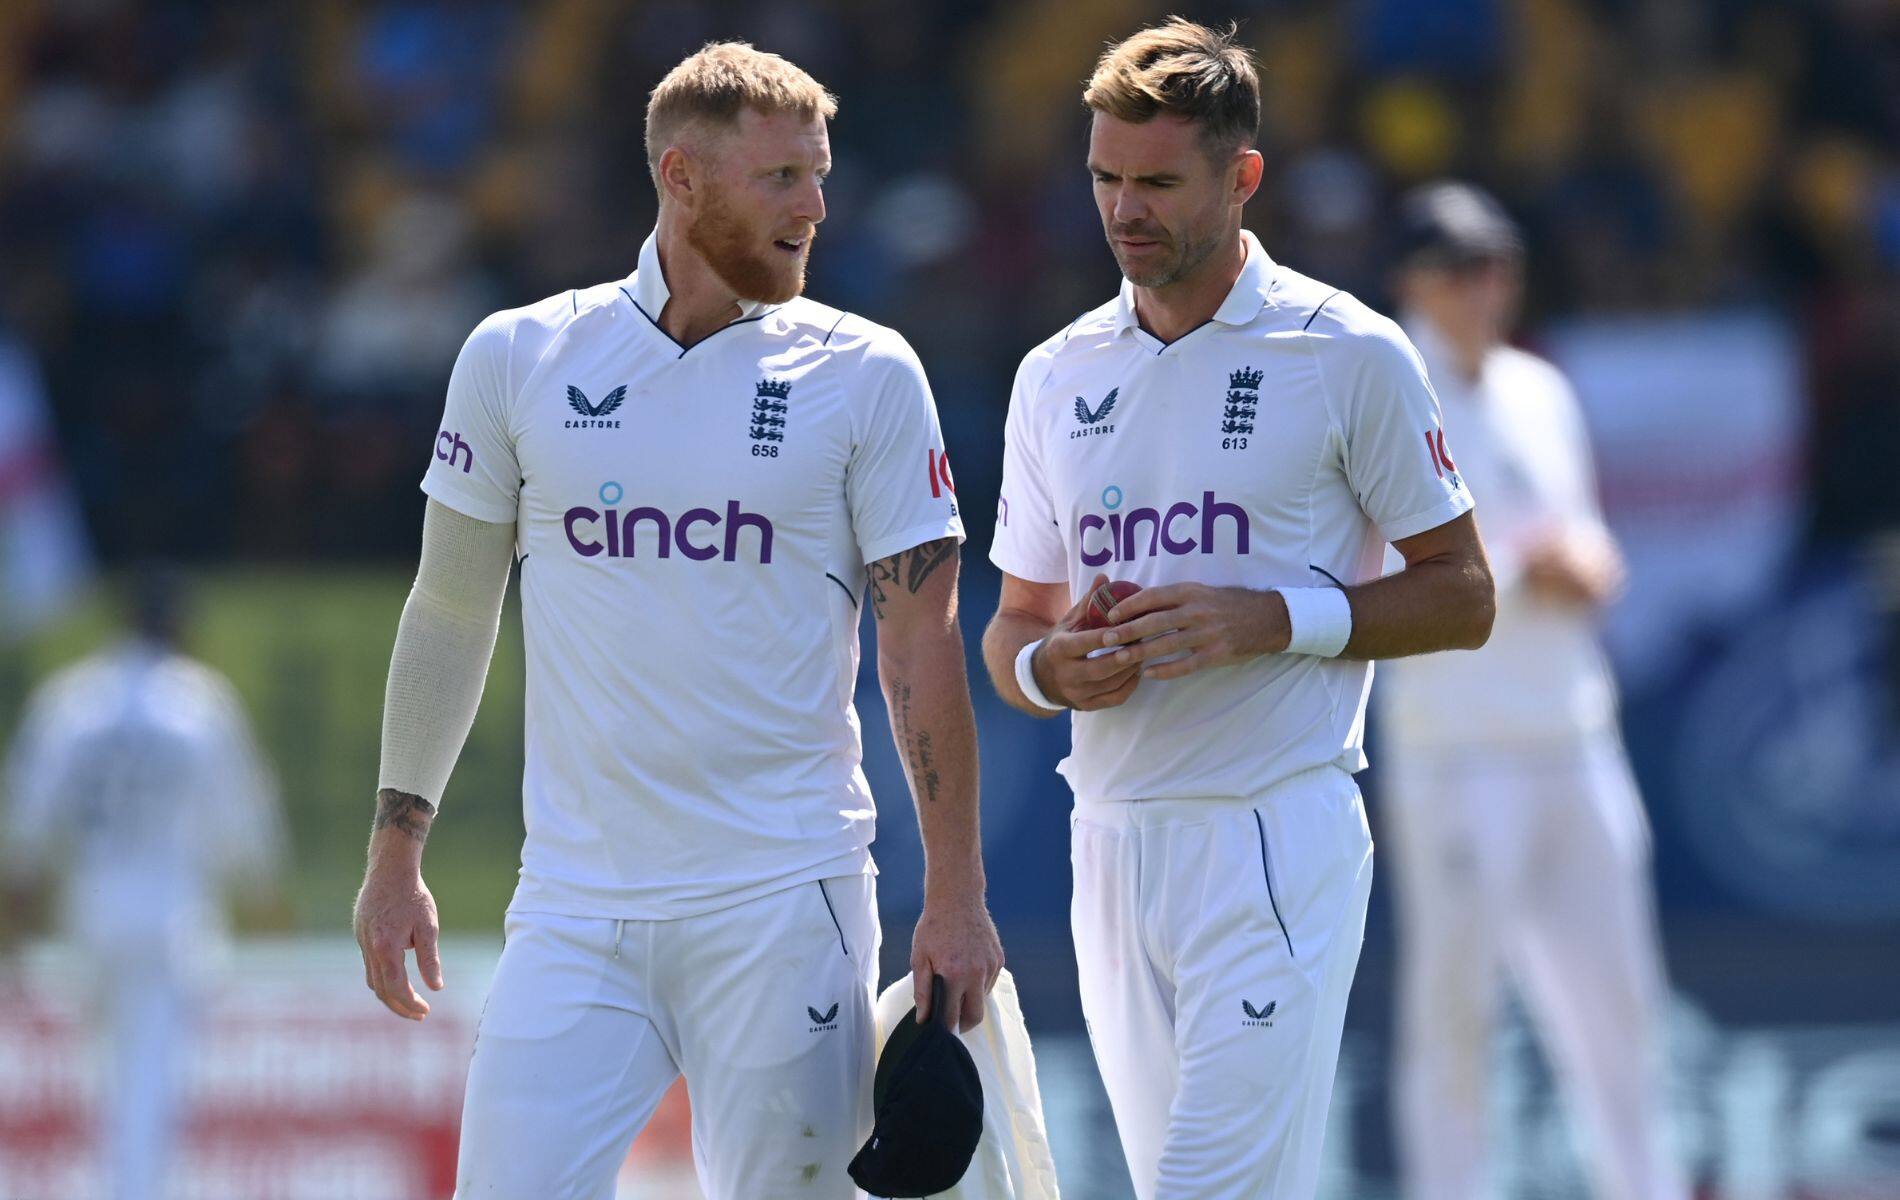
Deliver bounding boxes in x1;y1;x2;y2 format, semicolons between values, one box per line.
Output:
421;315;522;525
1333;321;1475;544
845;334;965;566
987;354;1067;584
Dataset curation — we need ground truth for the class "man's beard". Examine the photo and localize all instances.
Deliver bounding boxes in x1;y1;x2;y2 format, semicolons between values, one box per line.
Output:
686;191;810;306
1108;216;1223;289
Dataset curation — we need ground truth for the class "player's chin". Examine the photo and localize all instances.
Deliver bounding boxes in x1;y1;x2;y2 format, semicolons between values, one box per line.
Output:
1115;254;1180;289
753;254;807;304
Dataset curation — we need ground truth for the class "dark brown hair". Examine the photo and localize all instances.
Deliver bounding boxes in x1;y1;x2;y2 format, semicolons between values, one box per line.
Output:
1084;17;1260;155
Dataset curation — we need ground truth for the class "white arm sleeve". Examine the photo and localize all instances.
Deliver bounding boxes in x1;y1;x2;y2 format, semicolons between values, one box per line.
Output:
377;498;516;807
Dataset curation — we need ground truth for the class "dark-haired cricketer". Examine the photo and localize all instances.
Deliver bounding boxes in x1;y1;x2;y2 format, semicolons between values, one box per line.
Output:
982;19;1493;1200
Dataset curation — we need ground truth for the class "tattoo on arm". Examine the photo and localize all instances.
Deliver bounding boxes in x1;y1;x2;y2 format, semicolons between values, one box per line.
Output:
887;680;943;805
373;788;436;844
866;538;957;621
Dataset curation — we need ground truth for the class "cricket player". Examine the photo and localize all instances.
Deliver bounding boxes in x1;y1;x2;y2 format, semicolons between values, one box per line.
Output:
982;21;1495;1199
3;569;283;1200
349;42;1003;1199
1375;181;1688;1200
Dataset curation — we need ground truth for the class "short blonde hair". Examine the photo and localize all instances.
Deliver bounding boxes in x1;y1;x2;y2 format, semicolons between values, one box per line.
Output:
1084;18;1260;155
645;41;837;187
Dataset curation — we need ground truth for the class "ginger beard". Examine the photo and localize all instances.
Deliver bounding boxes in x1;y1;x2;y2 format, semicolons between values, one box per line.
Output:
686;184;813;305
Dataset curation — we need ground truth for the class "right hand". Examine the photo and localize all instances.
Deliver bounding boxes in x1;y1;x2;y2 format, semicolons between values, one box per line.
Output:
1522;526;1625;609
353;863;443;1020
1033;573;1142;711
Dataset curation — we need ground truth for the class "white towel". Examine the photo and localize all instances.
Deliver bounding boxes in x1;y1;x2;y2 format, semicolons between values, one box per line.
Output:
870;969;1062;1200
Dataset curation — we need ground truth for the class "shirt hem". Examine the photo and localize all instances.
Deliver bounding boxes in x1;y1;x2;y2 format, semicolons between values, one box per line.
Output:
420;477;517;526
1064;753;1363;807
858;519;966;568
1379;491;1474;544
987;544;1068;585
505;845;875;922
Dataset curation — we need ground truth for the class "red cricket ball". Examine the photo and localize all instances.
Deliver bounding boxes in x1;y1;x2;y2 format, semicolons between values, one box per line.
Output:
1076;580;1142;631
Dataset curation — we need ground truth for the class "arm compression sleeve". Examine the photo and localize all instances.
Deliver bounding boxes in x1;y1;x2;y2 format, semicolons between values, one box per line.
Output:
376;499;517;806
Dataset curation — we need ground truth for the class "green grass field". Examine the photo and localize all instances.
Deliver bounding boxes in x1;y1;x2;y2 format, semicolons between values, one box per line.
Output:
0;570;529;937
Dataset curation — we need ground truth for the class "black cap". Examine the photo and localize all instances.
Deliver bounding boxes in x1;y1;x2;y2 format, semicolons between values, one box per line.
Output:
848;976;984;1197
1392;181;1523;269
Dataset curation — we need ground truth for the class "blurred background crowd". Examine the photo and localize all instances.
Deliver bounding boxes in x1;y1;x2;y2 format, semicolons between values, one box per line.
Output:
2;0;1896;561
1;2;1897;1198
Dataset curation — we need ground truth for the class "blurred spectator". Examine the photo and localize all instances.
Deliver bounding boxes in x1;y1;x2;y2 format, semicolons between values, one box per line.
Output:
0;321;89;641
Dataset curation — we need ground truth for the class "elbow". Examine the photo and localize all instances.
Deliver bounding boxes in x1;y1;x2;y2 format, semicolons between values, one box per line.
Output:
1459;560;1497;650
876;619;963;676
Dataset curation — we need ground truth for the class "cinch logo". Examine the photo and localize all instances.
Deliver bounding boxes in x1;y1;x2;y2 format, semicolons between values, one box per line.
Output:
565;482;774;562
435;430;473;474
1078;488;1250;566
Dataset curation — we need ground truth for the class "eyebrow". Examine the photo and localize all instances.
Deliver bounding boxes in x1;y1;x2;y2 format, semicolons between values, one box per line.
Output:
1087;164;1183;185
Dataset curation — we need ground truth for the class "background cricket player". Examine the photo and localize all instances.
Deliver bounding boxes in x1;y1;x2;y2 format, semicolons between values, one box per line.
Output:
349;41;1002;1198
982;20;1495;1200
3;568;283;1200
1375;180;1690;1200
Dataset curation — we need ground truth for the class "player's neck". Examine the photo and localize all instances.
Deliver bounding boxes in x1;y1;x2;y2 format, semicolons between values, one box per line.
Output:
653;213;746;349
1416;311;1494;382
1130;228;1247;345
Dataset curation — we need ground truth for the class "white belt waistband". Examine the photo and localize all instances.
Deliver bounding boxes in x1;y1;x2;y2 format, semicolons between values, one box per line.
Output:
1072;763;1355;825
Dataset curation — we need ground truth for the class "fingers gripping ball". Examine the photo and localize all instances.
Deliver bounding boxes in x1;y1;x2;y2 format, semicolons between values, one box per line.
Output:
1076;580;1142;631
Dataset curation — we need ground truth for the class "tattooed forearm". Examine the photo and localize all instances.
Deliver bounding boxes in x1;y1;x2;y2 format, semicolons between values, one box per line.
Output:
866;538;958;621
888;680;943;805
868;560;894;621
372;788;436;844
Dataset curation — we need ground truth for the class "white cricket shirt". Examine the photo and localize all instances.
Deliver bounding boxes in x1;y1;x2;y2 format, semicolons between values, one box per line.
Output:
1375;318;1619;747
989;232;1473;802
422;231;964;920
3;640;280;957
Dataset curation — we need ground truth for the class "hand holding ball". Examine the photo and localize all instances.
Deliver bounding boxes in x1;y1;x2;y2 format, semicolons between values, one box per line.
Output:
1075;580;1142;631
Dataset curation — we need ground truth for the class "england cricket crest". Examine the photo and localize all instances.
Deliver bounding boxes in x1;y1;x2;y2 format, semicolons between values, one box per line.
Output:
1220;366;1261;450
748;378;790;457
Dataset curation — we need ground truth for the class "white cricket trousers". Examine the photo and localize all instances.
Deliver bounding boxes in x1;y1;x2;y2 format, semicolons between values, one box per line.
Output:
454;874;880;1199
1071;765;1374;1200
97;953;195;1200
1382;734;1688;1200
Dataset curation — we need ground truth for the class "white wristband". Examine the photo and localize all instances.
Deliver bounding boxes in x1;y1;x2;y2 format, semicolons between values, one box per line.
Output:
1014;639;1066;712
1274;587;1353;657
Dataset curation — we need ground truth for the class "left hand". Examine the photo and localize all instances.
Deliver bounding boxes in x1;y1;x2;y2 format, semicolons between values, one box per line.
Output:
1097;582;1289;681
910;890;1004;1032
